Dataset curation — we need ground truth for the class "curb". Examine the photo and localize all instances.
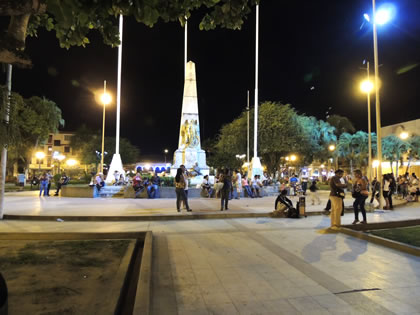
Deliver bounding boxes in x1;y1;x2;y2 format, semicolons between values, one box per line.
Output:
133;231;152;315
339;227;420;257
3;212;271;222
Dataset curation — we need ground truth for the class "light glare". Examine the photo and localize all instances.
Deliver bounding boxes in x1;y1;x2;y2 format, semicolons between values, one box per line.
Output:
101;92;112;105
360;80;374;93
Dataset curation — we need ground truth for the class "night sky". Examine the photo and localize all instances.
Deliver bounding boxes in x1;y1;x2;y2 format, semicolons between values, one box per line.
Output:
5;0;420;158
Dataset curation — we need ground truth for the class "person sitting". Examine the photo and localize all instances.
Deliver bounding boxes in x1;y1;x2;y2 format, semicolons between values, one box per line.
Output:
132;173;145;198
148;173;161;198
242;177;253;198
274;189;298;218
251;175;262;197
54;173;70;196
95;173;105;192
201;175;213;197
116;174;126;186
190;162;203;176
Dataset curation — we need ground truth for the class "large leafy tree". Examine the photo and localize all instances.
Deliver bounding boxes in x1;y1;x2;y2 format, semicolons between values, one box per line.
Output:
382;135;410;176
0;0;258;66
71;125;140;169
327;114;356;137
0;88;64;173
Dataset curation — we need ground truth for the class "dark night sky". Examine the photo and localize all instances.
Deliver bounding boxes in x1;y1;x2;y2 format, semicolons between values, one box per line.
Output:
4;0;420;157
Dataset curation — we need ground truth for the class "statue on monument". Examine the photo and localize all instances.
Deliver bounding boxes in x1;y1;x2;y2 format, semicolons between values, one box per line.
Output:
171;61;209;178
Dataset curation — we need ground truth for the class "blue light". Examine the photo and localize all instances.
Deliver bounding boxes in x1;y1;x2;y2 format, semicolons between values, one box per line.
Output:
363;13;371;22
375;3;397;25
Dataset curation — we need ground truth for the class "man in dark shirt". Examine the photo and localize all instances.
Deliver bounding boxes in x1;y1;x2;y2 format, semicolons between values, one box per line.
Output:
329;169;347;229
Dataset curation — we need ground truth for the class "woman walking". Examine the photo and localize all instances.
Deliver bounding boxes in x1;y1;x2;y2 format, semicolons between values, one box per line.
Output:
220;168;232;211
383;174;392;209
174;168;191;212
352;170;368;224
39;172;48;197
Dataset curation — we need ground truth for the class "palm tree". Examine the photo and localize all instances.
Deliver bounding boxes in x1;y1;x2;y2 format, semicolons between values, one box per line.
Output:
406;136;420;173
337;133;355;173
382;135;410;176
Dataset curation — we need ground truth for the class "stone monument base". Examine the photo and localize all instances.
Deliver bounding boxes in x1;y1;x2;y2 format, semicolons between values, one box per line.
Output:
170;148;209;178
106;153;125;184
250;156;263;178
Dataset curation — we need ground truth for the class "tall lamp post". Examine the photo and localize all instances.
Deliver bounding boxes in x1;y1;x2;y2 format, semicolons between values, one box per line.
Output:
365;1;395;207
360;68;374;183
100;81;112;174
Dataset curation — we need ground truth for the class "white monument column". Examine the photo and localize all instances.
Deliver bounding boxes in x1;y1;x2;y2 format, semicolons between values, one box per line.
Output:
106;14;125;183
250;4;263;178
171;61;209;182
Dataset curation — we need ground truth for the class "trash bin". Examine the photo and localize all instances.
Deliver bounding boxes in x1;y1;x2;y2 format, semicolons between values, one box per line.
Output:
0;273;7;315
17;174;25;187
298;196;307;217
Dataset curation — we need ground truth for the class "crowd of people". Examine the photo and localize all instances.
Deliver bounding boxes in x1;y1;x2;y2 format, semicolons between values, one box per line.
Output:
32;171;69;197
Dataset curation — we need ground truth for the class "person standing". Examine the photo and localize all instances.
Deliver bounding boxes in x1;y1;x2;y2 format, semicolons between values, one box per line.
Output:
308;180;321;205
180;165;190;208
220;168;232;211
352;170;368;224
46;170;53;196
329;169;347;229
39;172;48;197
383;174;392;209
174;168;191;212
233;170;242;199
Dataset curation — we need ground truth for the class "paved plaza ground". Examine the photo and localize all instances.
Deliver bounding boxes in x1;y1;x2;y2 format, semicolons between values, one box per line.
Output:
1;192;420;314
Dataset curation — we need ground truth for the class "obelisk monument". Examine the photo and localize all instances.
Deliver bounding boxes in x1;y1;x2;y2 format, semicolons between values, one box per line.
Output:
171;61;208;180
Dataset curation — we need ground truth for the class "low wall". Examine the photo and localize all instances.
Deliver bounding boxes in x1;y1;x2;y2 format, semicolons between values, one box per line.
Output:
60;185;278;198
61;186;94;198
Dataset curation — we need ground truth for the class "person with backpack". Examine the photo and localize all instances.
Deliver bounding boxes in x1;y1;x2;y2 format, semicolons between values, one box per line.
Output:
352;170;368;224
174;167;191;212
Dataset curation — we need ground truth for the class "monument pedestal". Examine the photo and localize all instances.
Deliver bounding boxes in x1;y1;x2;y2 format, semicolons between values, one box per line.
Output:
250;156;263;178
170;61;208;181
105;153;125;184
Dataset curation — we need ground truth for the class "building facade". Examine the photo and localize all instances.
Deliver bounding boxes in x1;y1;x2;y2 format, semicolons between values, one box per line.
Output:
28;132;81;175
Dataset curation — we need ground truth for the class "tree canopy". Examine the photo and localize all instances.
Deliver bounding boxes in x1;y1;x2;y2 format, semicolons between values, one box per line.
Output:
0;0;258;66
70;125;140;167
0;87;64;169
206;101;337;174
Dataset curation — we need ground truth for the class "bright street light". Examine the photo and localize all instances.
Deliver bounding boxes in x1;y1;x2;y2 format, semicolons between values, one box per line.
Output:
35;151;45;159
99;80;112;173
35;151;45;172
100;92;112;106
66;159;77;167
400;131;409;140
328;144;336;152
290;155;297;162
360;80;374;93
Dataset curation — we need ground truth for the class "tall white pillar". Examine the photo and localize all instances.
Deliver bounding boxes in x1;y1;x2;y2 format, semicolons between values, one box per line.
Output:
185;18;188;78
250;4;263;178
106;14;125;183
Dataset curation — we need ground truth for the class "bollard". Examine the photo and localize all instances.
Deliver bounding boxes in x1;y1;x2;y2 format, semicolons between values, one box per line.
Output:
0;273;7;315
298;196;307;217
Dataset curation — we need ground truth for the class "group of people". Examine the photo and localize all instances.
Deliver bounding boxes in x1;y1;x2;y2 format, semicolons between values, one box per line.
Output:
34;171;69;196
201;171;265;200
327;169;420;229
132;173;161;199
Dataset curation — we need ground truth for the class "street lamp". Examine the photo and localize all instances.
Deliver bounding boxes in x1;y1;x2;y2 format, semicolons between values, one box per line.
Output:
290;155;297;162
66;159;77;167
364;1;395;208
53;154;65;174
35;151;45;172
100;80;112;173
400;131;409;140
361;69;374;184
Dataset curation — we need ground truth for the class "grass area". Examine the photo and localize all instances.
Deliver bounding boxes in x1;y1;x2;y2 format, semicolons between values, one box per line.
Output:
371;226;420;247
0;239;132;314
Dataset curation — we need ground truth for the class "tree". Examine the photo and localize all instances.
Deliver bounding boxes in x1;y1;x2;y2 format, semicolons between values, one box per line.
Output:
327;114;356;137
0;0;258;66
71;125;140;170
0;89;64;174
382;135;410;176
